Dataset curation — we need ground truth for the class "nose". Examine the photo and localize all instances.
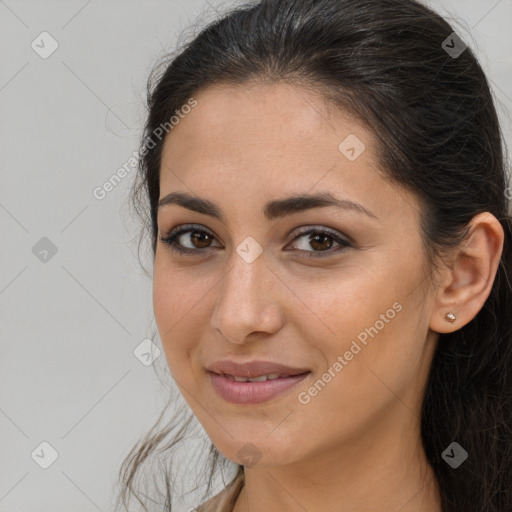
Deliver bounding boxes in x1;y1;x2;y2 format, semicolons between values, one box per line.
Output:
210;250;284;344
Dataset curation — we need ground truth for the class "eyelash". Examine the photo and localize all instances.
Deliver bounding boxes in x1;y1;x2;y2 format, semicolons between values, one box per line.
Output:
159;223;353;258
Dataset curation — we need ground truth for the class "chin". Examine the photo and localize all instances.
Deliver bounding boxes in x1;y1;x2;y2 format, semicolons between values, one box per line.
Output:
210;431;303;468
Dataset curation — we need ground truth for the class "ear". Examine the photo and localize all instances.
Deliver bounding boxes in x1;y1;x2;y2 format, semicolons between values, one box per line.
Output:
430;212;504;334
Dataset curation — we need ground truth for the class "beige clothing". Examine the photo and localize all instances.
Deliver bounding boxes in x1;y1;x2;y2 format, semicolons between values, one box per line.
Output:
195;471;244;512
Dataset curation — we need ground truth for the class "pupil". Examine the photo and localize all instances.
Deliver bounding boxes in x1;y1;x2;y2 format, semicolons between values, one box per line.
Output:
193;232;210;248
310;234;331;251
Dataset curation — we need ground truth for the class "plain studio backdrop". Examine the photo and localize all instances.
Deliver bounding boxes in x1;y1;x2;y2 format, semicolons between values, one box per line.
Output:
0;0;511;511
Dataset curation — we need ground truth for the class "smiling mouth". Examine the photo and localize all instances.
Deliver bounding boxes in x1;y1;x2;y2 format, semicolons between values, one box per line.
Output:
217;372;308;382
207;371;311;404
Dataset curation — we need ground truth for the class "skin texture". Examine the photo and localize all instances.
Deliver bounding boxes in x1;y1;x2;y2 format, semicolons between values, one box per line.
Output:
152;82;504;512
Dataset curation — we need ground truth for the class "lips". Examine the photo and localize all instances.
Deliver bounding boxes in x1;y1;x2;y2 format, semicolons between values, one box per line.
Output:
205;359;311;404
222;373;294;382
206;359;310;379
208;371;310;404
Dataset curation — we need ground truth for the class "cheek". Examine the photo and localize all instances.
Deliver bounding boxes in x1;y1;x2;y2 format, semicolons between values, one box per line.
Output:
287;260;402;353
152;260;194;368
291;258;418;389
152;254;199;330
152;263;174;337
152;257;219;378
295;278;427;434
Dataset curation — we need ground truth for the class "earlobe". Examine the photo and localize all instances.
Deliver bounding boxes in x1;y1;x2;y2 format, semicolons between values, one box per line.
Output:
429;212;504;334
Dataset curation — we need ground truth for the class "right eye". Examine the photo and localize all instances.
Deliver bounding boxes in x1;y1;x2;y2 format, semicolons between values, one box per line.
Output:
159;224;222;255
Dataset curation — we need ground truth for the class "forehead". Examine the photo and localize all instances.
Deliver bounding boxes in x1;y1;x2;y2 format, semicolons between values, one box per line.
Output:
165;81;361;155
161;82;373;181
158;82;418;224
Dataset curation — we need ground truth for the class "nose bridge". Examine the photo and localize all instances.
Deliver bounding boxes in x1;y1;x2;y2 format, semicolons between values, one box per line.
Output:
227;253;261;298
211;248;282;343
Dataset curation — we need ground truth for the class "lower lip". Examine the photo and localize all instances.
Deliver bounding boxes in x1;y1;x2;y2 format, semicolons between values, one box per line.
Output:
207;371;310;404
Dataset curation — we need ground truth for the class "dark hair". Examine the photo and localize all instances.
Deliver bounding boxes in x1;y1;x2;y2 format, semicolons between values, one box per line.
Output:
116;0;512;510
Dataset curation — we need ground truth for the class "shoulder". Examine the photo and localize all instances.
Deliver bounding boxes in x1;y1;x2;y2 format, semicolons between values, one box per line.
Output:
195;471;244;512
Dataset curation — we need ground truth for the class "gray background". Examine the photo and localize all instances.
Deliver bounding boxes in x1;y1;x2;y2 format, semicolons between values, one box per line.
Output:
1;0;511;511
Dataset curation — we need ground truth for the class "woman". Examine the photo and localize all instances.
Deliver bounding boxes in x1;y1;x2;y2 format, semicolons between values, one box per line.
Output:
116;0;512;510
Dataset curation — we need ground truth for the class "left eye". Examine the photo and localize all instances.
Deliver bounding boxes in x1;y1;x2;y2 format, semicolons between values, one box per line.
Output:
289;227;352;257
159;224;353;258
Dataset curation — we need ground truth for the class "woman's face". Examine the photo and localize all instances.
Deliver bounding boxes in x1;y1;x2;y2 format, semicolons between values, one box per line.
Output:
153;82;440;467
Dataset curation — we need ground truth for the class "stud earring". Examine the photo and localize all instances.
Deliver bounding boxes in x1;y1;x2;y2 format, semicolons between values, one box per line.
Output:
445;312;456;323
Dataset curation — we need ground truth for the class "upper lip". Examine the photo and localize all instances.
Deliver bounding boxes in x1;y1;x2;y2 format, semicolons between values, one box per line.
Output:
206;360;310;378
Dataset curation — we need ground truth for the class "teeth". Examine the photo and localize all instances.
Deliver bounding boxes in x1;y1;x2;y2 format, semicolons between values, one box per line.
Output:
247;375;268;382
227;373;290;382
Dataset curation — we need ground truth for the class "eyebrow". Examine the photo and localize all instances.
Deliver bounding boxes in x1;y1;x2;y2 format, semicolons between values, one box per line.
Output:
157;191;378;221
